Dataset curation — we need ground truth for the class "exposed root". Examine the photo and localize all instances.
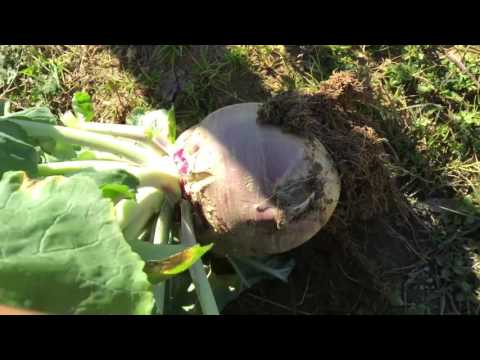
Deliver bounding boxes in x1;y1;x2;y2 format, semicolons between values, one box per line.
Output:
257;71;404;234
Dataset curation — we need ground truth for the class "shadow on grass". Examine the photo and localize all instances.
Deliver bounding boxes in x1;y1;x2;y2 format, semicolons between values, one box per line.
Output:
106;45;270;132
107;45;480;315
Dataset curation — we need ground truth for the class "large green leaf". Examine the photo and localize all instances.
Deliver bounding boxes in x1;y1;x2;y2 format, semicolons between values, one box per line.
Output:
72;91;94;122
0;171;154;315
0;121;38;177
0;107;57;124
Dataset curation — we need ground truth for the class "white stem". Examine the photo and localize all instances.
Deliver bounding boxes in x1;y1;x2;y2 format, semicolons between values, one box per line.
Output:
119;187;165;240
180;200;219;315
10;119;156;164
80;122;173;156
37;159;181;199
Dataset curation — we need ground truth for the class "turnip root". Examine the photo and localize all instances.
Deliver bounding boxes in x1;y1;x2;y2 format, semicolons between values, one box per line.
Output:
175;103;340;256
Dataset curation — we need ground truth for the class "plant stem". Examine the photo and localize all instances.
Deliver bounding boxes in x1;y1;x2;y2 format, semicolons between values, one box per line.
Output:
37;159;181;198
119;187;165;240
10;119;155;164
229;255;292;283
76;149;128;162
80;122;173;156
115;199;139;230
150;205;174;315
38;160;134;176
180;200;219;315
152;201;174;245
153;281;167;315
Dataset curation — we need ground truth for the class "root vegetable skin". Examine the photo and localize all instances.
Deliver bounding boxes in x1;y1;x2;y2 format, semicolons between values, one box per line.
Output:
176;103;341;256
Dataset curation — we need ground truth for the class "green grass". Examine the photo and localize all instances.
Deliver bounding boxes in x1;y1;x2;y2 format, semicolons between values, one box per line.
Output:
1;44;479;314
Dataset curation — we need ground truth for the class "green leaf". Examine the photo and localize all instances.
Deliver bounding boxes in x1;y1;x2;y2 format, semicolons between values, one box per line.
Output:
126;107;147;125
0;120;34;142
228;255;296;285
167;106;176;143
0;172;154;314
100;183;136;202
72;92;94;122
143;244;213;284
67;169;139;202
20;66;35;77
128;240;189;262
38;138;78;161
164;254;296;314
71;169;140;191
0;107;57;124
0;99;10;116
0;121;38;178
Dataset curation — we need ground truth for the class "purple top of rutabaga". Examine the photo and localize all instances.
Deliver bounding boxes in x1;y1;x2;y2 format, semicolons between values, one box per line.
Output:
193;103;306;195
173;148;189;175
